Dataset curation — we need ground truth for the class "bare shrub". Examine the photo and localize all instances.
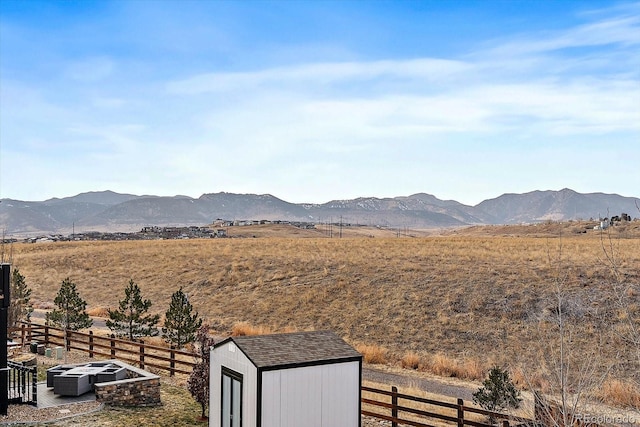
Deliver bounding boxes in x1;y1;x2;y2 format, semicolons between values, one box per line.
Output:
511;367;550;392
357;344;388;364
425;354;486;380
231;322;273;336
595;378;640;409
459;358;486;381
87;306;109;317
400;351;421;370
428;353;458;377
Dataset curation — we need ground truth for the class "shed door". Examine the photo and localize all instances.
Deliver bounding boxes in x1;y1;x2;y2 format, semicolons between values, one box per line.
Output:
222;367;243;427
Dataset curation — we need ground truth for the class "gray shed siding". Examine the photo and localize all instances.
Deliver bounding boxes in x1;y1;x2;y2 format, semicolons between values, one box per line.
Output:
210;341;258;427
261;361;360;427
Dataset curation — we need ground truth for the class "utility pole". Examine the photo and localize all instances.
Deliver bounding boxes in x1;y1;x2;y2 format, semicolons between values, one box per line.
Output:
329;217;333;238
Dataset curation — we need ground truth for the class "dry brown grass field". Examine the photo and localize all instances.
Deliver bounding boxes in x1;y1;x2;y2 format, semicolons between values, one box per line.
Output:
6;221;640;407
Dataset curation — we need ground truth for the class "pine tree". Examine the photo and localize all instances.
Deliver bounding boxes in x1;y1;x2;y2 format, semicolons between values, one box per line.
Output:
162;287;202;348
106;279;160;341
46;277;93;330
187;324;215;419
9;268;33;327
473;366;521;423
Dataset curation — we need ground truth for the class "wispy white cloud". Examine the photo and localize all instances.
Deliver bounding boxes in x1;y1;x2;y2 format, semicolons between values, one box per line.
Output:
2;1;639;204
486;16;640;58
166;58;471;94
158;3;640;203
163;1;639;143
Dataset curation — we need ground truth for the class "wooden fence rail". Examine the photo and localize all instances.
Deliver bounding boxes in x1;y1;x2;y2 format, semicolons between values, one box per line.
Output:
10;324;535;427
9;324;198;376
362;385;535;427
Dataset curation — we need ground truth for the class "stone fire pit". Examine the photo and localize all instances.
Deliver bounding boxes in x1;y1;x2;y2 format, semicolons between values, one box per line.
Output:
46;359;161;406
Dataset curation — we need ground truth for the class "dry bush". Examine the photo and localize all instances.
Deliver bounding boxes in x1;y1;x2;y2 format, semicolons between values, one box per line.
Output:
231;322;274;336
425;354;486;380
458;358;486;381
357;344;388;364
595;379;640;409
142;336;168;347
511;367;551;393
426;353;458;377
401;351;422;370
86;307;109;317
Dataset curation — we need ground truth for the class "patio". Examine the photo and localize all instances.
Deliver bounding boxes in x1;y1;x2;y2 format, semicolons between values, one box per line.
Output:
36;382;96;409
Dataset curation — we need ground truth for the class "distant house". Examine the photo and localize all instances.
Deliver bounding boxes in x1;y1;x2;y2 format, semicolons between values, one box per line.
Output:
209;330;362;427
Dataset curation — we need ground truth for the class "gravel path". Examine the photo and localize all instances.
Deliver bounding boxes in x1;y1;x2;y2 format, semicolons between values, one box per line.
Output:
31;309;108;329
362;414;392;426
363;366;476;401
1;401;103;425
360;365;479;427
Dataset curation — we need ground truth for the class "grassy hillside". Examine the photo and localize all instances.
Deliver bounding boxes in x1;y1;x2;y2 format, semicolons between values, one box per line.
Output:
7;223;640;405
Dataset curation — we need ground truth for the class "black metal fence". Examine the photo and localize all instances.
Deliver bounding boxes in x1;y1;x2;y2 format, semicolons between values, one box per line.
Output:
7;361;37;407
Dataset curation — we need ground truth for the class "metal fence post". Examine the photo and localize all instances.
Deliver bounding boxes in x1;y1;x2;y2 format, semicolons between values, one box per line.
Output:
31;365;37;407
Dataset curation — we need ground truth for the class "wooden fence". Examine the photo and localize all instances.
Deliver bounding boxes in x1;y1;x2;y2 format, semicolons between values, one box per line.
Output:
9;323;198;376
9;323;536;427
362;385;535;427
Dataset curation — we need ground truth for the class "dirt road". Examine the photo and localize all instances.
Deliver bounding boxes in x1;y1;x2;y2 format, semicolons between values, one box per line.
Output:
363;366;476;401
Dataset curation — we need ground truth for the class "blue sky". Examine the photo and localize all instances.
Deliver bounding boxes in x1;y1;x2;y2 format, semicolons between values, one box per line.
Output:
1;0;638;205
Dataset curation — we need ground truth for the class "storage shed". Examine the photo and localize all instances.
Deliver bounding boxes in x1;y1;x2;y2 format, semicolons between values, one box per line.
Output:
210;330;362;427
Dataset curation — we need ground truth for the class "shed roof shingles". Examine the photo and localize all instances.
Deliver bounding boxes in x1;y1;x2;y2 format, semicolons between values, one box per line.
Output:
227;330;361;368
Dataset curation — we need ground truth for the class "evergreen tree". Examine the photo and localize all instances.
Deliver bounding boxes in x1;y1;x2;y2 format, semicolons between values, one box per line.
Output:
162;287;202;348
473;366;521;423
106;279;160;341
187;324;215;419
46;277;93;330
9;268;33;327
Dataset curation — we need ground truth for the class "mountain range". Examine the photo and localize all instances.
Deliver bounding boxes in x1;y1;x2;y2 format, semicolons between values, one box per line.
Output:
1;189;638;235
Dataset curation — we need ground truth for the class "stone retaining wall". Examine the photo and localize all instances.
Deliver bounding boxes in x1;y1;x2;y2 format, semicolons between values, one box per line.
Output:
93;359;161;407
94;377;161;406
